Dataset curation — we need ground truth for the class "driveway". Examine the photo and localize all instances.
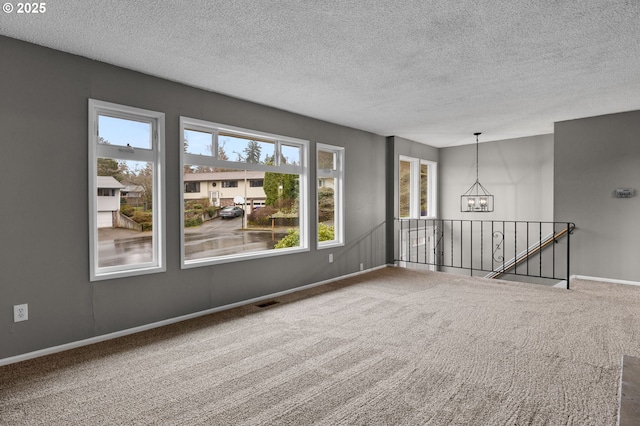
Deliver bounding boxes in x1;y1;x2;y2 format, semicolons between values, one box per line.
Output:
98;217;288;267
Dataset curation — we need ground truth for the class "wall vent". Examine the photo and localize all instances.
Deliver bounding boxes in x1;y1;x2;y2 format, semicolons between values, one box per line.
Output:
256;300;279;308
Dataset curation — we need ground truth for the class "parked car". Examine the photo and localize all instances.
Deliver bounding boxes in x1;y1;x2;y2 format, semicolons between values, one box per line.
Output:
219;206;244;219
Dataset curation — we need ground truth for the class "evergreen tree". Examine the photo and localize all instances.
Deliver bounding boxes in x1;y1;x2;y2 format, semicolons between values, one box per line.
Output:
243;140;262;164
264;172;299;211
97;158;126;182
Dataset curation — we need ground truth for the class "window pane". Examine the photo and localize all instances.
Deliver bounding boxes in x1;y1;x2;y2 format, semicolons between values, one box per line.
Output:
318;150;335;171
97;159;153;267
281;144;301;166
180;117;308;267
219;132;274;164
98;115;152;149
420;163;429;216
185;182;200;193
183;167;300;261
184;129;213;156
318;177;336;241
269;172;301;249
317;145;342;246
399;160;411;218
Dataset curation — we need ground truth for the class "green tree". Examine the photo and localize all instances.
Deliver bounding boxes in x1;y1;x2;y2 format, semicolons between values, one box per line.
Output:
243;140;262;164
97;158;126;182
318;187;335;222
263;172;299;211
183;136;193;174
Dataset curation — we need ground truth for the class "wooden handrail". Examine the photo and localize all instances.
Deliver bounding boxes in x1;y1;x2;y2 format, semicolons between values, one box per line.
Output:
485;224;575;279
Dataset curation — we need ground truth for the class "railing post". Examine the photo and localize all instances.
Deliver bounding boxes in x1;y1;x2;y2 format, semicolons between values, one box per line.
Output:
566;222;571;290
470;221;473;277
399;218;403;264
480;221;484;272
539;223;542;277
552;222;556;280
525;221;530;275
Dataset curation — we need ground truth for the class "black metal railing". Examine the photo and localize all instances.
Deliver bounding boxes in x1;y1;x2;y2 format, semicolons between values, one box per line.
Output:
395;219;575;288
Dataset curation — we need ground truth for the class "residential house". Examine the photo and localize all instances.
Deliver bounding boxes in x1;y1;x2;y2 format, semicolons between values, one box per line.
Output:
184;171;266;210
96;176;124;228
120;182;145;207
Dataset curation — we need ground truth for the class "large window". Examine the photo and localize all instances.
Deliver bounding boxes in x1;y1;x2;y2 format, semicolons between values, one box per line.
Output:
317;144;344;247
180;117;308;267
89;100;165;281
399;156;437;218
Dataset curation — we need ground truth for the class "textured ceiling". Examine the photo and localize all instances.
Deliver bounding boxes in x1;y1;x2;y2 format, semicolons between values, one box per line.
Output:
2;1;640;147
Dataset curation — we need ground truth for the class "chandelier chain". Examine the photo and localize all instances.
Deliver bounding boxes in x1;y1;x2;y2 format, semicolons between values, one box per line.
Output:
476;133;479;182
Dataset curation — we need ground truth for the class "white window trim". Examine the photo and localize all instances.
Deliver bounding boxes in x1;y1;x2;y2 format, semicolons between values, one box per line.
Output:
399;155;437;219
421;159;438;219
180;116;309;268
89;99;166;281
317;143;344;249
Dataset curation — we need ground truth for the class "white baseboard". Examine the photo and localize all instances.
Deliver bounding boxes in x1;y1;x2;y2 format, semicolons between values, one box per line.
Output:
0;265;388;367
572;274;640;287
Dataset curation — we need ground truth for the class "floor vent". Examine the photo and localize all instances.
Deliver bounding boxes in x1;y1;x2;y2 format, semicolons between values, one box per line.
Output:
256;300;279;308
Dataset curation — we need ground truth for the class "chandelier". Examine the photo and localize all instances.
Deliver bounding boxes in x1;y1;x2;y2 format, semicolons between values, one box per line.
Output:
460;132;494;212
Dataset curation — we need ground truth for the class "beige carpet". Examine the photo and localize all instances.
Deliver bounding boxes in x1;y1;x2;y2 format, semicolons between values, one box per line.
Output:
2;267;640;425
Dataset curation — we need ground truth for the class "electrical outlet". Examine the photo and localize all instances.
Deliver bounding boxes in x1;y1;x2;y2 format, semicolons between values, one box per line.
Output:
14;304;28;322
329;253;333;263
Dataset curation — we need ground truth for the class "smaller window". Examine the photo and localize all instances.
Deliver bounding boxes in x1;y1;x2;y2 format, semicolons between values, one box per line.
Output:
89;99;165;281
219;132;275;164
281;144;301;165
222;181;238;188
399;158;413;218
98;115;152;149
185;182;200;193
398;156;437;218
184;129;213;156
420;160;437;218
250;180;263;187
317;144;344;248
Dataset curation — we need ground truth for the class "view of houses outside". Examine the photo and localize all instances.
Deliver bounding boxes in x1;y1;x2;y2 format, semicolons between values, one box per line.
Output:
181;167;303;261
96;158;155;267
96;120;336;267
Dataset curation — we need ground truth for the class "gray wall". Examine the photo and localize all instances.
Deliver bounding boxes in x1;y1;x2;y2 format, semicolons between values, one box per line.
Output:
440;134;555;221
555;111;640;282
438;135;555;278
0;36;387;360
